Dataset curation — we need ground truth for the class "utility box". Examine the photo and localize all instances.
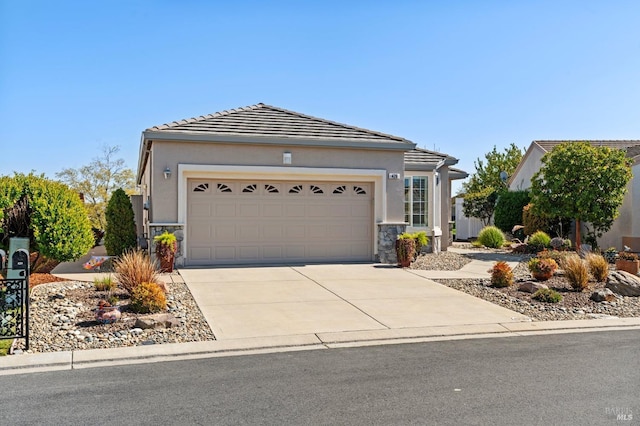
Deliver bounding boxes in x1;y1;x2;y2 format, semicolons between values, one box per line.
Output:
7;238;30;279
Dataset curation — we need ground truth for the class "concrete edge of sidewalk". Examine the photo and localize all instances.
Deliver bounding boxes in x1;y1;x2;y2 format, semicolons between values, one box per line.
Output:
2;318;640;376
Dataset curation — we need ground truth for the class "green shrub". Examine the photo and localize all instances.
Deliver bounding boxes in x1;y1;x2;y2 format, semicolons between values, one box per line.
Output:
489;261;514;288
0;173;93;263
410;231;428;255
563;254;590;291
104;188;137;256
94;275;115;292
533;288;563;303
494;190;530;233
585;253;609;282
528;231;551;252
477;226;506;249
114;249;159;296
129;281;167;313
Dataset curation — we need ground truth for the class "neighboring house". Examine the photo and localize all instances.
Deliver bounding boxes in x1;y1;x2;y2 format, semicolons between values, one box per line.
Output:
508;140;640;250
136;103;467;266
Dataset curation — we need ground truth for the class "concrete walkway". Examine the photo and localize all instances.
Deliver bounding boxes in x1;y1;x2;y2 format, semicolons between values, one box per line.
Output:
3;250;640;375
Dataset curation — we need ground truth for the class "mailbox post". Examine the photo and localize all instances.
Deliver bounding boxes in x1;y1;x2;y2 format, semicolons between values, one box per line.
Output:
2;238;30;349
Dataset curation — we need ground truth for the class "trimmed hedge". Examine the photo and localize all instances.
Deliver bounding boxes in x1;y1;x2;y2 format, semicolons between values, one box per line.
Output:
494;190;529;233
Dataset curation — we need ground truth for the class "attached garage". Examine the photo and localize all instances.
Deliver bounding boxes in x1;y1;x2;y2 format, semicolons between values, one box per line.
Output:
136;103;460;266
186;179;373;265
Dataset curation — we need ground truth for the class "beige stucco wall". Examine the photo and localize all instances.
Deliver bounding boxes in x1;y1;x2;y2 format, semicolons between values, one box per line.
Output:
145;140;406;224
509;147;544;191
600;162;638;249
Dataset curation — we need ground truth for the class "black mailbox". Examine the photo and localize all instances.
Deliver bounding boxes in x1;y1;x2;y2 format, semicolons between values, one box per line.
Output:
12;249;29;273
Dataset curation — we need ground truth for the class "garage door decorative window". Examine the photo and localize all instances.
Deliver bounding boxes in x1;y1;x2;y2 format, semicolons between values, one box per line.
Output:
193;183;210;192
217;183;233;193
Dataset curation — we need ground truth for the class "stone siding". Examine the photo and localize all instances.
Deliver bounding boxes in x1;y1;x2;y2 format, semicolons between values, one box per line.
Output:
377;223;406;264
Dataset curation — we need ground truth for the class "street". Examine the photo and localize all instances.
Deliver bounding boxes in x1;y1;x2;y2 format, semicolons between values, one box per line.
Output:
2;330;639;425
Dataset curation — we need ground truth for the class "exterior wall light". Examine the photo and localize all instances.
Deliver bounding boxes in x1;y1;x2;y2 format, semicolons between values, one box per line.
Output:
163;167;171;179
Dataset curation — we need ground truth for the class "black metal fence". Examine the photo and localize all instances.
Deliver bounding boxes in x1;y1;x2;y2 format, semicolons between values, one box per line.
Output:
0;278;29;350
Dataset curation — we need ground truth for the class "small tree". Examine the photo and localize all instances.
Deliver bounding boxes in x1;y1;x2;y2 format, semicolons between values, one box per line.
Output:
463;143;524;224
0;173;94;265
462;187;497;226
104;188;137;256
56;145;136;230
530;142;632;248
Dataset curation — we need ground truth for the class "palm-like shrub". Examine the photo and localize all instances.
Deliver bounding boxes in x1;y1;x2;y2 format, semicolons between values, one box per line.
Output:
489;261;514;288
113;249;159;296
477;226;506;249
585;253;609;282
563;254;589;291
104;188;137;256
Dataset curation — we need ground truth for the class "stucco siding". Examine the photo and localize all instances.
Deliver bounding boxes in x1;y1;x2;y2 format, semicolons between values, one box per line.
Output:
509;147;544;191
149;140;406;224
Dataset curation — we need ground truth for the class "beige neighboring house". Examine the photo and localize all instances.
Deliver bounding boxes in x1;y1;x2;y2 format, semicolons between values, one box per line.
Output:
509;140;640;251
136;103;467;266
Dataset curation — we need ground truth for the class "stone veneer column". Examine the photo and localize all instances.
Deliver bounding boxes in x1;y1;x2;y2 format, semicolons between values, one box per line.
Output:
377;223;407;264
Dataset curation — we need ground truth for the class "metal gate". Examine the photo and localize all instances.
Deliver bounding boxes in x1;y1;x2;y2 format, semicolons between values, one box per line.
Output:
0;278;29;350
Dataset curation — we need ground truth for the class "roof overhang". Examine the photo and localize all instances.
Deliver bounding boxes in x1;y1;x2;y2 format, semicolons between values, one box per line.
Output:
136;131;416;184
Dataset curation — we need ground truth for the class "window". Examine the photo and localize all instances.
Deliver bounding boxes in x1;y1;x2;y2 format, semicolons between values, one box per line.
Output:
404;176;428;227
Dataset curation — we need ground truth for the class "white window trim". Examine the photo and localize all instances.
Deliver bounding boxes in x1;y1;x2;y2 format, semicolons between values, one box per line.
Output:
404;172;434;232
177;164;387;263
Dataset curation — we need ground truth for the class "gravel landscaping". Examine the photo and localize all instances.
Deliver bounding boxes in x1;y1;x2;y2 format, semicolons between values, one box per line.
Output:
12;279;215;354
10;246;640;354
412;249;640;321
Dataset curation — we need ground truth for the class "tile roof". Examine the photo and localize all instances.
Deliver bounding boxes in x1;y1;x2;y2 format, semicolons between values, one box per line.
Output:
404;147;457;166
146;103;412;145
534;140;640;152
625;145;640;159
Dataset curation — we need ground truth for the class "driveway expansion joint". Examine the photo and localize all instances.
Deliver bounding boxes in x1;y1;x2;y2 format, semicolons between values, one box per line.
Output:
290;266;391;330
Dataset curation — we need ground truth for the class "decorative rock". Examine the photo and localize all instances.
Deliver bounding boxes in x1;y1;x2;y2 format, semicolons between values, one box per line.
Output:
518;281;548;294
590;288;616;302
134;313;180;330
606;271;640;297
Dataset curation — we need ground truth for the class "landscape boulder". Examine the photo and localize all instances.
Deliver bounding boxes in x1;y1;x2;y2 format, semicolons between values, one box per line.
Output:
590;288;617;302
518;281;548;293
134;313;180;330
605;271;640;297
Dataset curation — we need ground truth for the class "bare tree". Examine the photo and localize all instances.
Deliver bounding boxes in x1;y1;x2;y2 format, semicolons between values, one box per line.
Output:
56;145;136;230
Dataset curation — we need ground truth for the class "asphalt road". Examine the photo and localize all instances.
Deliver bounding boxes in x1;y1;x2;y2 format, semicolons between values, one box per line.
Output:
2;330;639;425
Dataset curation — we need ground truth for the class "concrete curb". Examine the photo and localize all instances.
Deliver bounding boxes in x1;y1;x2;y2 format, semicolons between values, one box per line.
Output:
2;318;640;376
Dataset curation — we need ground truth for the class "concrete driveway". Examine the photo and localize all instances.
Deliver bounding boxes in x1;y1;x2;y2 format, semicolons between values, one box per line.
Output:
180;264;530;340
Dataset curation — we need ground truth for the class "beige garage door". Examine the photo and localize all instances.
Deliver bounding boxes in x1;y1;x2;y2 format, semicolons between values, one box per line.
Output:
186;179;373;265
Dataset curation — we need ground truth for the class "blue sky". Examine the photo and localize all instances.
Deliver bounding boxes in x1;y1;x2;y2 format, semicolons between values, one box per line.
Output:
2;1;639;194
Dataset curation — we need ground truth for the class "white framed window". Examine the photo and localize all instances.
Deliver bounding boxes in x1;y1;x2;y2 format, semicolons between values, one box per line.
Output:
404;176;428;227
